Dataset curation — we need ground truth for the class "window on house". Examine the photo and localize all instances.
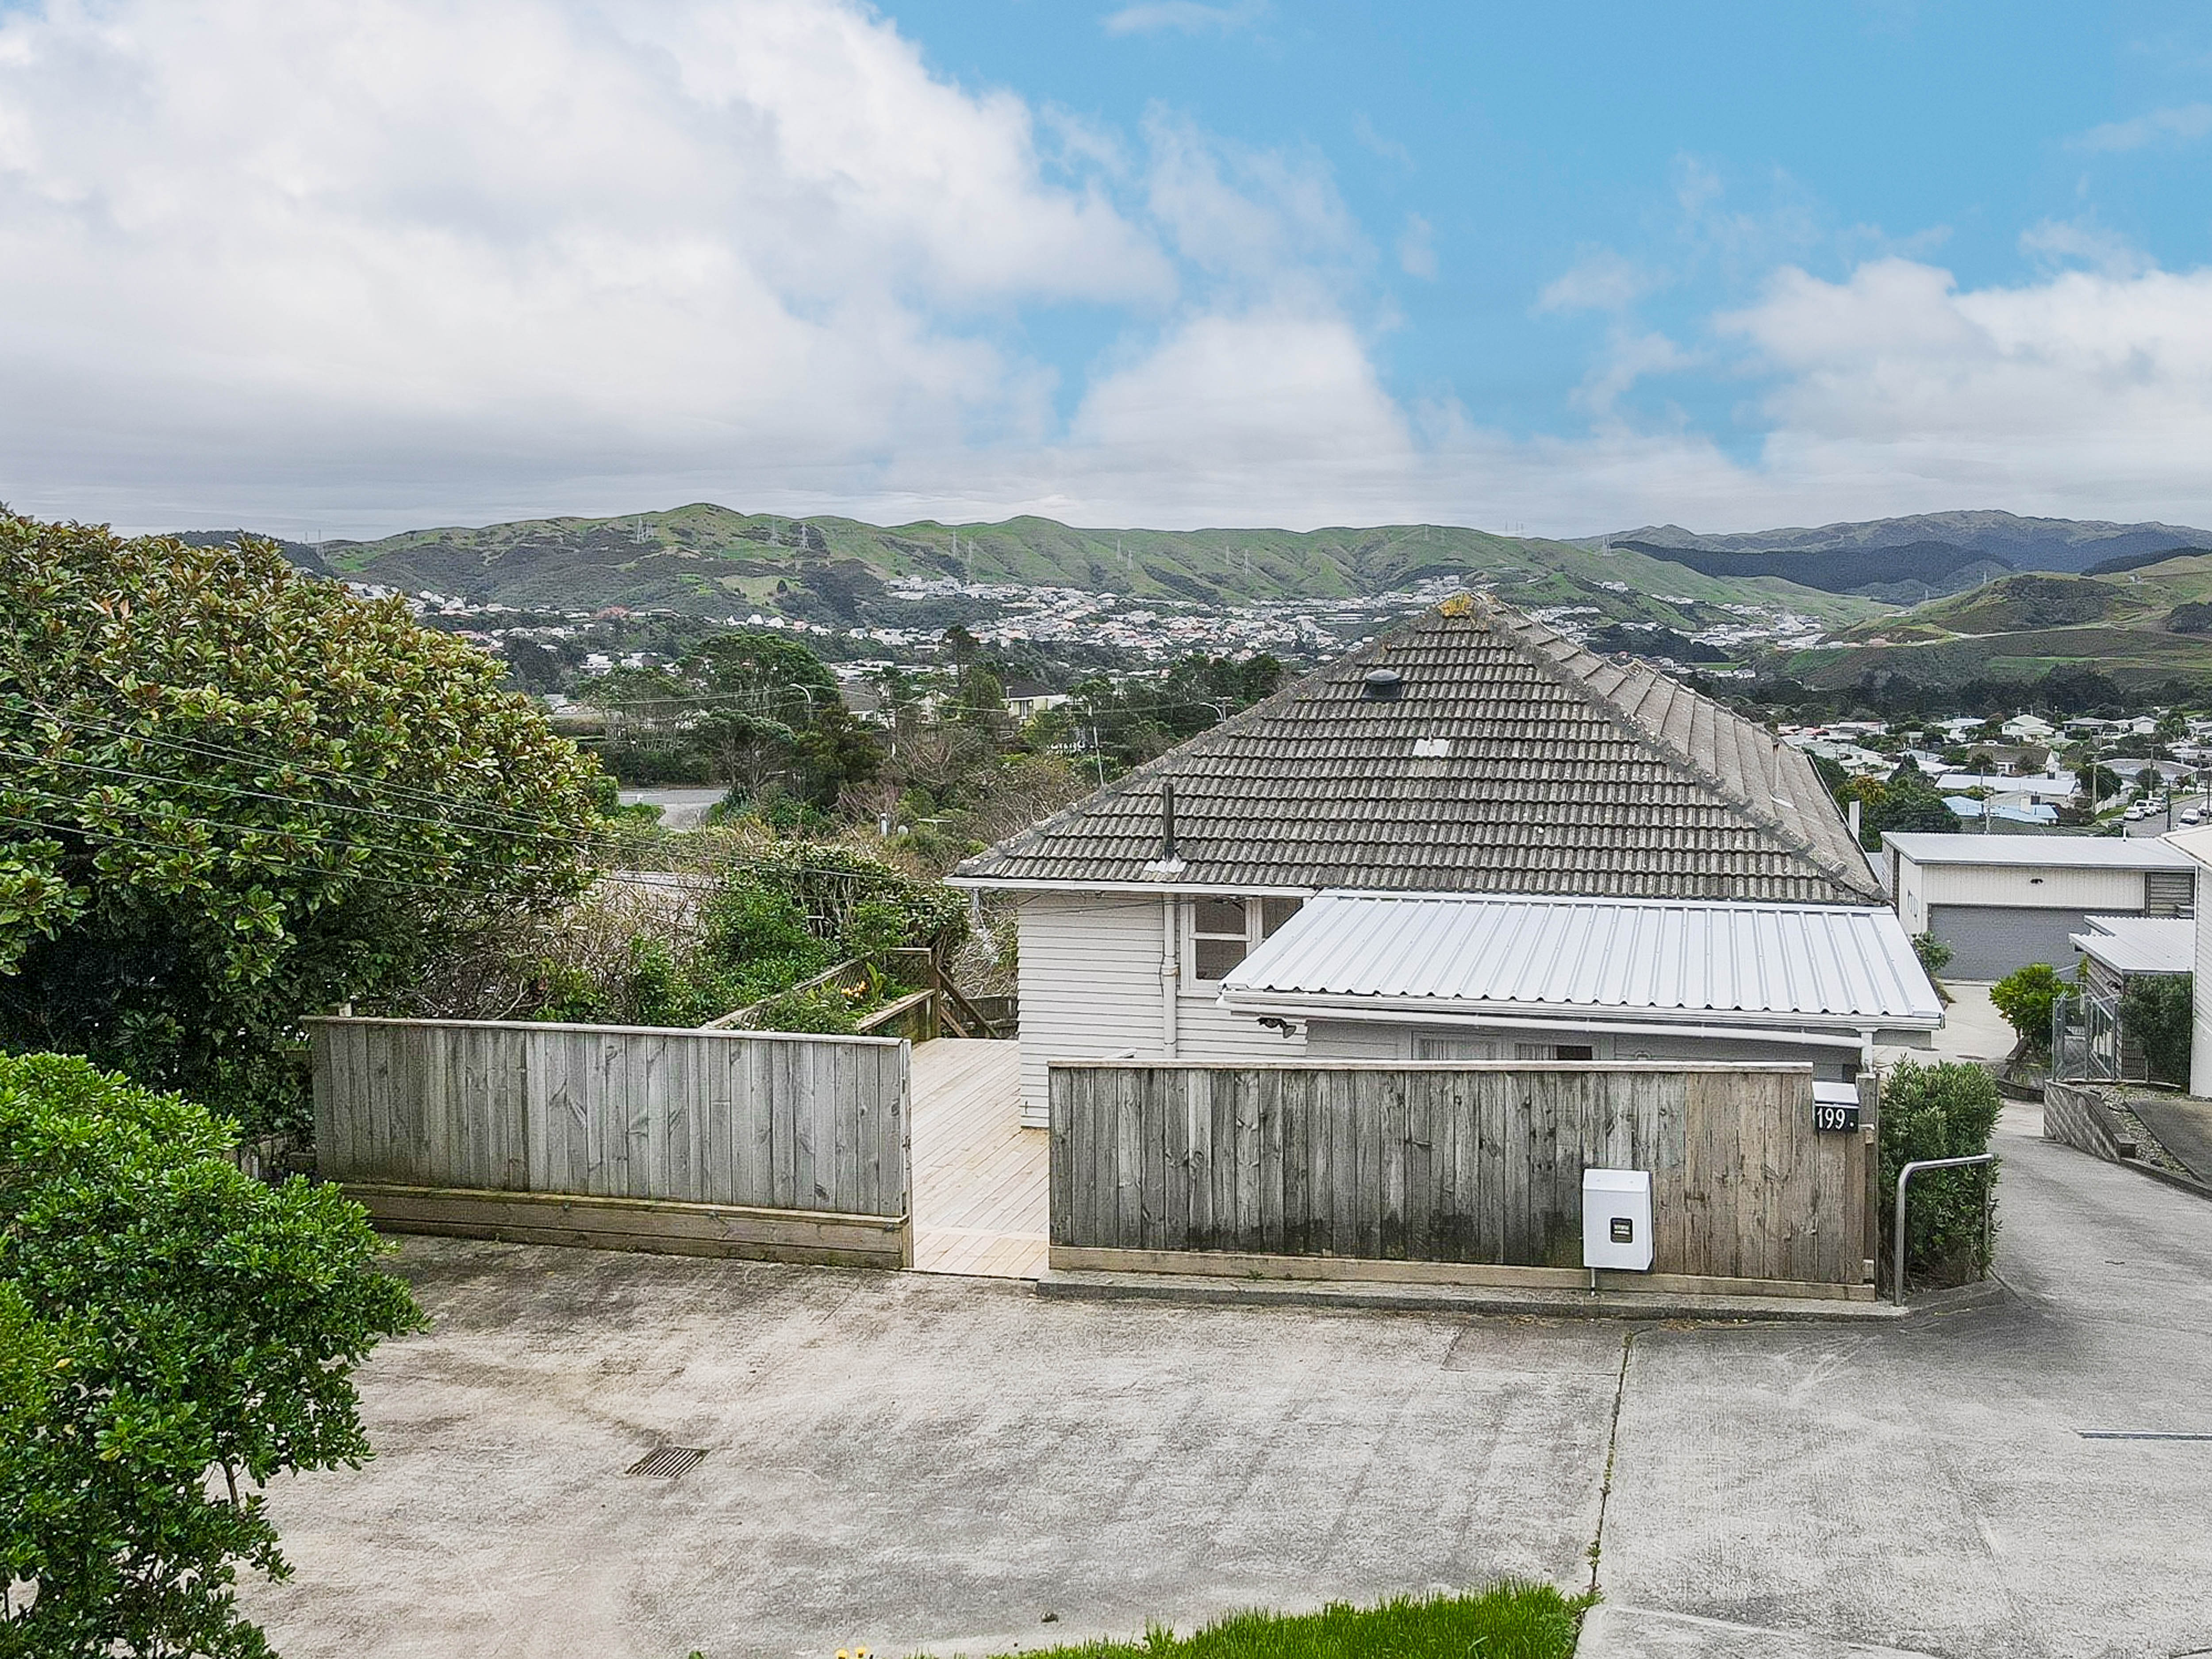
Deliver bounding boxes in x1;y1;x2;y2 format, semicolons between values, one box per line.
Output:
1419;1035;1498;1060
1189;897;1251;980
1186;896;1306;982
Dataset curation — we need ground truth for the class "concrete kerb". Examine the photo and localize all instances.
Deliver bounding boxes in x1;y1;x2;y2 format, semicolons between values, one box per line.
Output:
2100;1155;2212;1204
1037;1267;2013;1324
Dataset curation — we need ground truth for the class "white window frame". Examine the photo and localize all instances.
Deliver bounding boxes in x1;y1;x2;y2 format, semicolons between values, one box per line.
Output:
1182;895;1303;987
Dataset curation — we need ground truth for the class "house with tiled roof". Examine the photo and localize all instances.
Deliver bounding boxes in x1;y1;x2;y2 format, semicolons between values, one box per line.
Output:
953;595;1940;1125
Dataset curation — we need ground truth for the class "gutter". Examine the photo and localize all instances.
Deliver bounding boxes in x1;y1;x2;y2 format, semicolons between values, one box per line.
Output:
1216;991;1939;1045
946;875;1320;898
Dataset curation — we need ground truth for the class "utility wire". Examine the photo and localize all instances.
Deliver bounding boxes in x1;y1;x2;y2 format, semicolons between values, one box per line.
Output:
0;691;593;837
1;747;633;858
0;809;549;907
3;783;570;886
0;777;984;902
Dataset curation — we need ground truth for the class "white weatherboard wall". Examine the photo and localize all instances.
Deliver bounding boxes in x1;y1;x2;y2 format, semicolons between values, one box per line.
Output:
1014;893;1307;1125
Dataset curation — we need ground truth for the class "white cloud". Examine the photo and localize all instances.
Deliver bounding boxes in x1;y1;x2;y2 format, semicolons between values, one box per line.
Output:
1716;258;2212;523
1396;214;1437;280
0;0;1170;526
6;0;2212;543
1054;308;1413;511
1572;330;1695;417
1100;1;1265;38
1537;250;1652;314
1350;114;1415;171
2020;217;2151;277
2076;102;2212;153
1141;110;1363;286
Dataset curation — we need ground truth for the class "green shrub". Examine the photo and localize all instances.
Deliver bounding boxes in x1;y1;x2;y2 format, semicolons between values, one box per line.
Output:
0;1052;420;1657
1990;962;2063;1057
0;515;604;1136
2121;972;2193;1085
521;843;959;1031
1911;932;1953;978
1879;1060;2002;1289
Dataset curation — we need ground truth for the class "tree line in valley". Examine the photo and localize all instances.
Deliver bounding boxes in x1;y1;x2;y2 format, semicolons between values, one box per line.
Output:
576;622;1282;870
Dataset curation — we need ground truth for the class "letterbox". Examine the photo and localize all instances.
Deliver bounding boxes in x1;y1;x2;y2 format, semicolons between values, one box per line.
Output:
1582;1167;1654;1271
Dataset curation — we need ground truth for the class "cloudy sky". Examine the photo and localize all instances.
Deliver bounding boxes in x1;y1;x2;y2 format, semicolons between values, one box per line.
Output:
4;0;2212;539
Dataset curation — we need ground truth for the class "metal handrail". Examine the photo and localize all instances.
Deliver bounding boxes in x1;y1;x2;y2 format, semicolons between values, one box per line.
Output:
1893;1153;1995;1304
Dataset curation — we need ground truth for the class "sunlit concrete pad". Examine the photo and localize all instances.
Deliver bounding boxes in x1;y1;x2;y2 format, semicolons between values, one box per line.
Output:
909;1038;1046;1278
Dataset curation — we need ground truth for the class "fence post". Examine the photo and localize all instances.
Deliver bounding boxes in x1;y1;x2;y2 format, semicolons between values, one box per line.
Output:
1859;1067;1881;1287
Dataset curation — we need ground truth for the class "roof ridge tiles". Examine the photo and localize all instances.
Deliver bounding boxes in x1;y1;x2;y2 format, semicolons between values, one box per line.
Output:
1482;596;1877;902
954;591;1881;904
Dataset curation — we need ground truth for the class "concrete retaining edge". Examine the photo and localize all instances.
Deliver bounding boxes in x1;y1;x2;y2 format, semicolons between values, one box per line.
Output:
1033;1268;1950;1323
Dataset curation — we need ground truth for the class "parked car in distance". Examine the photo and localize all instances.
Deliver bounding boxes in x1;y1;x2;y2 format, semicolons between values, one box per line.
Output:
2185;808;2204;825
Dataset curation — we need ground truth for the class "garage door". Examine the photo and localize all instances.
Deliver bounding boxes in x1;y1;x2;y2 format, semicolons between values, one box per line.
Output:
1927;905;2092;981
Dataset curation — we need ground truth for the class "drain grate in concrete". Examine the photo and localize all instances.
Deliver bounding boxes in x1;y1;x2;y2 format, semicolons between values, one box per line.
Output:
2078;1430;2212;1441
626;1445;708;1478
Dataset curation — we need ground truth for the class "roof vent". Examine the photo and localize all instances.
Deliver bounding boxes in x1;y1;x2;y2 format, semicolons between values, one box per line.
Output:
1361;668;1403;701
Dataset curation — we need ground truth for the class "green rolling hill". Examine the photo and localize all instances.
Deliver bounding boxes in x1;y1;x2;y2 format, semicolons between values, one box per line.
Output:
299;503;1886;632
1783;561;2212;689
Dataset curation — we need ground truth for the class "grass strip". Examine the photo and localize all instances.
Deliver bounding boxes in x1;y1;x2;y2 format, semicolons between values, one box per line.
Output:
973;1580;1595;1659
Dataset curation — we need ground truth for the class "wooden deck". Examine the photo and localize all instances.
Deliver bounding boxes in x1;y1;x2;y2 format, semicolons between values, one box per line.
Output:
909;1039;1047;1279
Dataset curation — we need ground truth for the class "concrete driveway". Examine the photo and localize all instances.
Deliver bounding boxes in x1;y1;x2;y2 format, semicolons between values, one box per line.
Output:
251;1106;2212;1659
1923;981;2016;1065
1590;1105;2212;1656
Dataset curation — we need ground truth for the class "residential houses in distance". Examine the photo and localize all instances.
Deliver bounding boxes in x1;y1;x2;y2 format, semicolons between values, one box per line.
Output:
953;595;1941;1128
1783;708;2212;835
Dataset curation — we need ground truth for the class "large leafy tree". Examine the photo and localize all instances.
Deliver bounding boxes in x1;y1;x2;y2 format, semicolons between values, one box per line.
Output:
0;515;606;1129
686;630;839;715
0;1052;421;1659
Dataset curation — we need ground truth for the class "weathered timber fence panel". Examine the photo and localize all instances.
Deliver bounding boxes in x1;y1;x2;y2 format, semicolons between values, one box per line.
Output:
309;1017;910;1264
1049;1061;1867;1291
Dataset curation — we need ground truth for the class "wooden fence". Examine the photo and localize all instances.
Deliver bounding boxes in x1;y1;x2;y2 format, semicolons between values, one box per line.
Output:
1049;1061;1874;1297
310;1017;910;1266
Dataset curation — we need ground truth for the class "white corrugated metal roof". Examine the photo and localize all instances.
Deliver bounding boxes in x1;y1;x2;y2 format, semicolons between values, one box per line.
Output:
2163;824;2212;868
1883;833;2193;870
2070;914;2195;976
1219;891;1942;1029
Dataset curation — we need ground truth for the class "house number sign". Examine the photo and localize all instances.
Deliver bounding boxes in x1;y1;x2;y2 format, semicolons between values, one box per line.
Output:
1813;1102;1861;1133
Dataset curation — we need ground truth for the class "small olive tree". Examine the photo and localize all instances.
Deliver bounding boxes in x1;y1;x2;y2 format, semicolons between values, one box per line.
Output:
1990;962;2064;1059
0;1053;421;1659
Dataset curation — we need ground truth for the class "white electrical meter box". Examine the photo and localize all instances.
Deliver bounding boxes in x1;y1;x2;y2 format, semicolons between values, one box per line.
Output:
1582;1167;1654;1271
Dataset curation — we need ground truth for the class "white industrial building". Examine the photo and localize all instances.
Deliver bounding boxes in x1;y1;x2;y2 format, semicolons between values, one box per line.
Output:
1882;833;2197;980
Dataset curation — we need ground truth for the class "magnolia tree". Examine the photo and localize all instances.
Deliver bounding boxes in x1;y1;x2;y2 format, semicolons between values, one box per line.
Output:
0;1053;420;1658
0;515;607;1130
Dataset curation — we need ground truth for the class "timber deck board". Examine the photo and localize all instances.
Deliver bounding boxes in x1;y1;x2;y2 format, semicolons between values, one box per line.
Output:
910;1039;1046;1279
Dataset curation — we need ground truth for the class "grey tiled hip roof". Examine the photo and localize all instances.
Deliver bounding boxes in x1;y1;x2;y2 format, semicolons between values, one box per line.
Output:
954;595;1882;906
